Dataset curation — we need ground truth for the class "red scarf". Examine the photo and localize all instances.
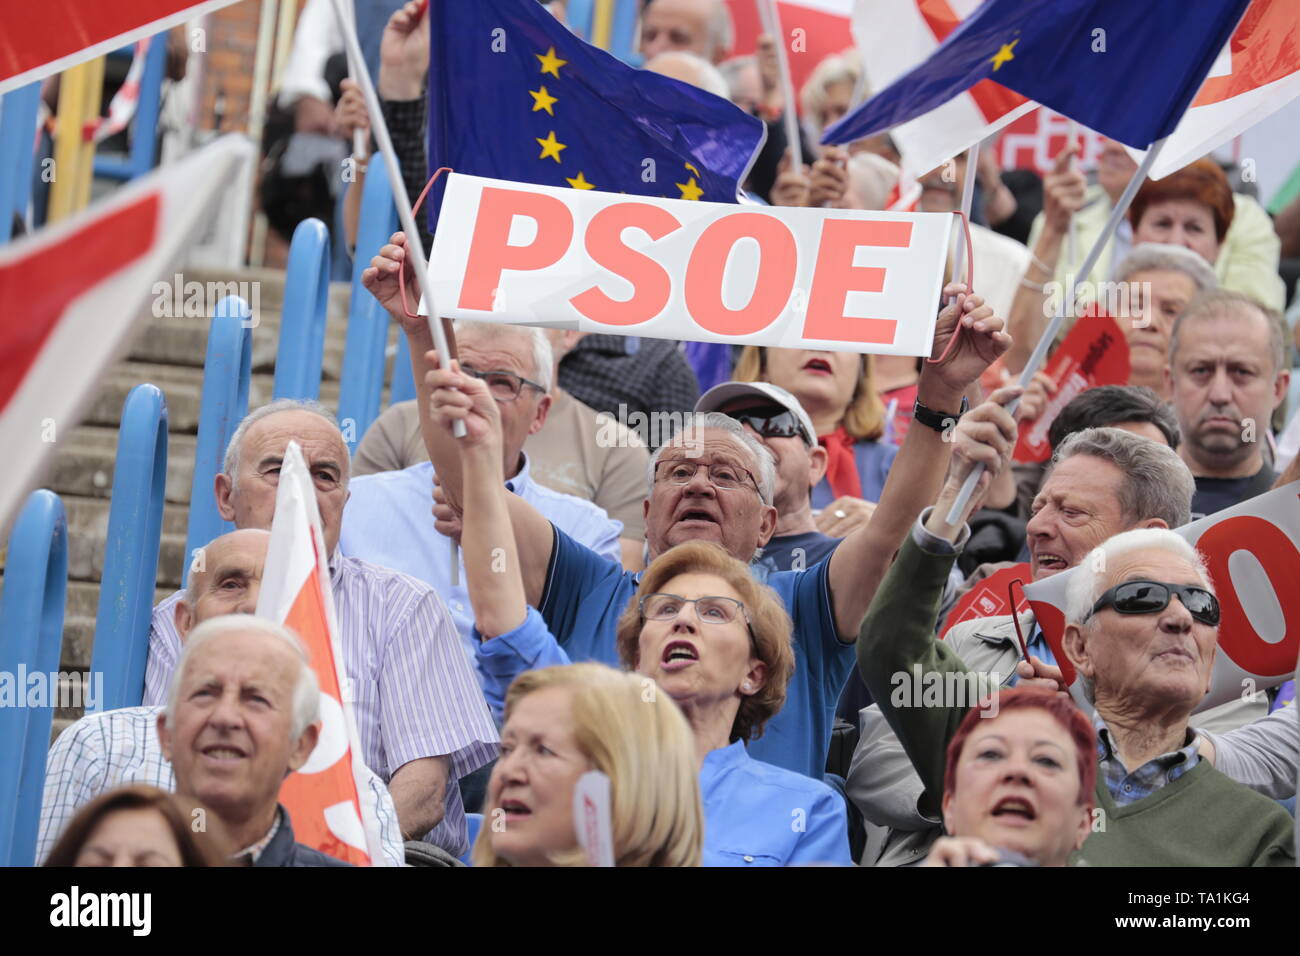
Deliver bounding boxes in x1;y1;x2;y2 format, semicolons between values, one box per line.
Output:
818;427;862;499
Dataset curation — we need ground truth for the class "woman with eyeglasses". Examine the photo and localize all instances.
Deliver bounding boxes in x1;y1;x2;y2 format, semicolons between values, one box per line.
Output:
450;362;852;867
732;346;897;540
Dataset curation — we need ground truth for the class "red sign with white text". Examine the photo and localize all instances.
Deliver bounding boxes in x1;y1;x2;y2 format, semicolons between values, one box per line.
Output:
940;563;1033;641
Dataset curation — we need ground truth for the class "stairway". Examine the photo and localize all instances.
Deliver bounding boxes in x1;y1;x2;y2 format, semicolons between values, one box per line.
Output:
0;264;367;737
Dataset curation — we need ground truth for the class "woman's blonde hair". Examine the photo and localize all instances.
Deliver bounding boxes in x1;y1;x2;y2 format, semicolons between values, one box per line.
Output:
733;346;887;442
471;662;703;868
615;541;795;744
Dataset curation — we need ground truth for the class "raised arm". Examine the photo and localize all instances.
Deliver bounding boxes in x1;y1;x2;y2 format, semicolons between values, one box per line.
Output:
825;283;1012;639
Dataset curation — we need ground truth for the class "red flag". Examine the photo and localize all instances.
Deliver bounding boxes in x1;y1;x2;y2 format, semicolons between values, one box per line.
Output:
0;0;241;95
256;441;385;866
0;135;254;531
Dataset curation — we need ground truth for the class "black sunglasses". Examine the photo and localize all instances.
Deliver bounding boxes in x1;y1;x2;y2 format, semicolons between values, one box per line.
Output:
1085;579;1220;627
724;406;812;446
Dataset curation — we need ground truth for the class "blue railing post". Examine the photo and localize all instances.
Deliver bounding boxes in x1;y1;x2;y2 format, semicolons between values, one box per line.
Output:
0;81;41;241
274;218;332;401
611;0;642;65
390;332;417;406
93;33;169;183
338;167;399;451
184;297;252;582
0;490;68;866
92;384;168;713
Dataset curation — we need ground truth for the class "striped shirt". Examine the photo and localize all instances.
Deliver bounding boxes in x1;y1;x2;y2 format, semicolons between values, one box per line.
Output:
36;706;406;866
142;554;499;856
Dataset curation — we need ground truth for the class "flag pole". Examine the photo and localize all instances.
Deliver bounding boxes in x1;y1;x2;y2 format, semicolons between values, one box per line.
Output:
756;0;802;171
339;0;369;161
1065;120;1078;266
951;141;980;289
943;134;1170;526
326;0;463;441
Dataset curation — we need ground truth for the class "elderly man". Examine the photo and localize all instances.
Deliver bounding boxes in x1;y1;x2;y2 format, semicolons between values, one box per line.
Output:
694;381;837;573
854;415;1295;866
158;614;347;865
340;321;624;653
366;230;1011;778
142;400;497;856
1167;290;1291;518
849;424;1267;864
640;0;733;64
38;530;404;865
352;326;649;571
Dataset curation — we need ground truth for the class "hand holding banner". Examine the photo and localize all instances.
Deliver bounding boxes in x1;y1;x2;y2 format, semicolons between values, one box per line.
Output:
429;173;953;357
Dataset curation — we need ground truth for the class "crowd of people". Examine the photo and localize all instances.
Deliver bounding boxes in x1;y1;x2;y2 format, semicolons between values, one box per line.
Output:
36;0;1300;867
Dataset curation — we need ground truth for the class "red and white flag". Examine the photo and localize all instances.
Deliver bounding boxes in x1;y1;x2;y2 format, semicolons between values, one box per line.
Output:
0;134;253;531
851;0;1036;176
1131;0;1300;180
1024;481;1300;714
256;440;386;867
0;0;239;95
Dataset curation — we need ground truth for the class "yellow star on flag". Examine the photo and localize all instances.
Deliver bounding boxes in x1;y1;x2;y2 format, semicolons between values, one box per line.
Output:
676;177;704;201
537;46;567;78
536;130;567;162
990;39;1018;71
566;171;595;190
529;85;558;115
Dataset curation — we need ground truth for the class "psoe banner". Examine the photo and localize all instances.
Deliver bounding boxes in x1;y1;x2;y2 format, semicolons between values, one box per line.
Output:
1024;481;1300;714
428;173;953;356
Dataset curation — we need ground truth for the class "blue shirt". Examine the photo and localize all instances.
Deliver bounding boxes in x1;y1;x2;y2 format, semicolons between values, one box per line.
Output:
701;741;851;866
540;526;854;778
811;439;898;508
339;456;623;659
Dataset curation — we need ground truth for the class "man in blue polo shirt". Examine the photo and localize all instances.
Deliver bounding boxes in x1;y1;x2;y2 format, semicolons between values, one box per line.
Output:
363;233;1010;779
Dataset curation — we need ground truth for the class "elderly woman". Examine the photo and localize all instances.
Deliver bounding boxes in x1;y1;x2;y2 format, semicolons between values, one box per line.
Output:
922;688;1096;867
43;785;230;867
472;663;703;867
452;365;851;866
733;346;896;538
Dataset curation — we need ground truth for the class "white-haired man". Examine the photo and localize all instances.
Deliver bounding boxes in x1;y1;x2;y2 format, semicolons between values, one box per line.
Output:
158;614;343;866
853;423;1295;865
339;321;624;655
38;531;404;865
142;401;498;857
640;0;733;64
366;217;1011;779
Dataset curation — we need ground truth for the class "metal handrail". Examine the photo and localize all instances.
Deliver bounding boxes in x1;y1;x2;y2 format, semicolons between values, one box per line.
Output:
184;297;252;582
0;81;41;241
274;217;331;401
91;384;169;712
0;490;68;866
93;33;169;182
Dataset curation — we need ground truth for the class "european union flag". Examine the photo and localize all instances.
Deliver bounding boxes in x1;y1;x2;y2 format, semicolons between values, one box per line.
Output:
824;0;1250;150
427;0;764;227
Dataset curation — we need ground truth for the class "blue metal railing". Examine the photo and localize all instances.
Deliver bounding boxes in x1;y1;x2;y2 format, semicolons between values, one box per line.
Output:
184;297;253;582
92;384;169;713
391;332;417;406
274;218;332;401
610;0;641;65
93;34;169;183
0;490;68;866
0;81;41;242
338;168;399;451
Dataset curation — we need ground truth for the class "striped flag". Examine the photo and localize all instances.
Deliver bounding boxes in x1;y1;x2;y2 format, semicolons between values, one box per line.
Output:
256;440;386;867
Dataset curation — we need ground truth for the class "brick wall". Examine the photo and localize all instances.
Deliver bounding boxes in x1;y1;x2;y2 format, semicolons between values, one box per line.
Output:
193;0;307;134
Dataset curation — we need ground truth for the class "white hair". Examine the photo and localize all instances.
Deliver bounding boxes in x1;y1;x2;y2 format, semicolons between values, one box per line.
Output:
799;49;862;138
1114;242;1219;292
644;50;730;99
647;412;776;505
222;399;348;488
165;614;321;741
1065;529;1212;629
1052;427;1194;529
453;320;554;393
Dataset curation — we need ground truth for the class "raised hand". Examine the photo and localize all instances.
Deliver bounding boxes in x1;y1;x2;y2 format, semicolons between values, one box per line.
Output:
378;0;430;101
921;282;1013;399
361;231;426;333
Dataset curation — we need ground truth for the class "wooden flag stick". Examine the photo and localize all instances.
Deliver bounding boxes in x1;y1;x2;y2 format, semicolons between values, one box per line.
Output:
943;134;1171;527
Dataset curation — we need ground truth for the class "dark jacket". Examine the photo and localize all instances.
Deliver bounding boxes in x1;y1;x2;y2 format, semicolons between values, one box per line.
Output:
254;807;353;867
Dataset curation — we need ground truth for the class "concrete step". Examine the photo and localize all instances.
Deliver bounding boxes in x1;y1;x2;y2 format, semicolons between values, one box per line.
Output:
46;425;196;505
61;494;190;585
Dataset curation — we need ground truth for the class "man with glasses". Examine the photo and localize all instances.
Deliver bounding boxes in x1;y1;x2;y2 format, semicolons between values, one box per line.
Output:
695;381;839;575
339;320;624;660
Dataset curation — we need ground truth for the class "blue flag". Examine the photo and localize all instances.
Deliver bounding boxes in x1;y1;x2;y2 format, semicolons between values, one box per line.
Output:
426;0;764;228
824;0;1250;150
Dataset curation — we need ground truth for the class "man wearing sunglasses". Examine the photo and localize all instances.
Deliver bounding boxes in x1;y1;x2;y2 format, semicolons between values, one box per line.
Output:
694;381;839;575
853;412;1295;865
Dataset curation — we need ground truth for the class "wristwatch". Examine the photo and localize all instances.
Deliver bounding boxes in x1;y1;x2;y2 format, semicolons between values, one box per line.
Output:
912;395;969;433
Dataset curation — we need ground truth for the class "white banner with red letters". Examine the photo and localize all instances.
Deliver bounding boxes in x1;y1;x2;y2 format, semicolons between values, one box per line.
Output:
1024;481;1300;714
427;173;953;357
